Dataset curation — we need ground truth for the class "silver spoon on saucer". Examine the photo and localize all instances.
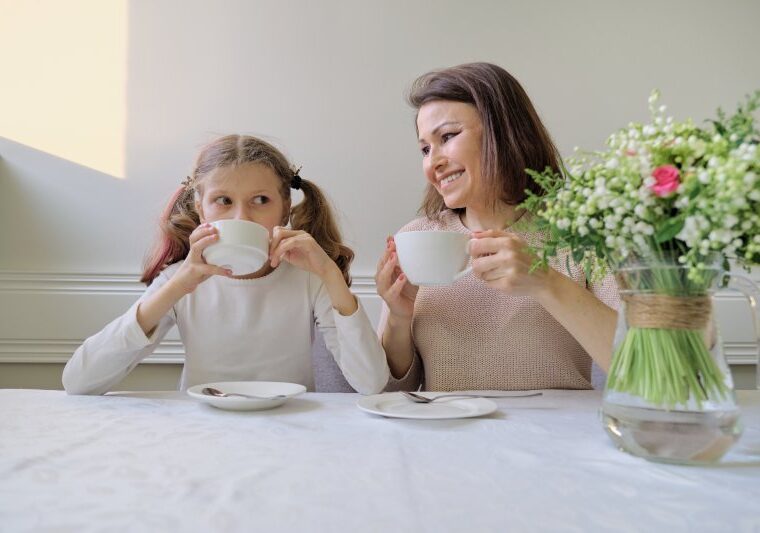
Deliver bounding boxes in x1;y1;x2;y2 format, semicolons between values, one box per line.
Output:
401;391;542;403
202;387;287;401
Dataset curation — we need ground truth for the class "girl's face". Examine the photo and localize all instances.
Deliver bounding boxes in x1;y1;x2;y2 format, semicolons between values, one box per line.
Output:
416;100;485;210
196;163;288;234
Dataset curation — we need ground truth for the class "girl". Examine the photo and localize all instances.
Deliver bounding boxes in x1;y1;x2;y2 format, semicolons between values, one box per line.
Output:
377;63;619;392
63;134;390;395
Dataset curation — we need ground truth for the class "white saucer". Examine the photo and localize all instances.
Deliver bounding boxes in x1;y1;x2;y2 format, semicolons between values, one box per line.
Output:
187;381;306;411
357;392;497;419
202;243;268;276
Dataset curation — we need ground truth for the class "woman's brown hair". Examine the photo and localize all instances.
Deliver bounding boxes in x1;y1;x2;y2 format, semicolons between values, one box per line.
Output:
141;135;354;285
408;62;561;219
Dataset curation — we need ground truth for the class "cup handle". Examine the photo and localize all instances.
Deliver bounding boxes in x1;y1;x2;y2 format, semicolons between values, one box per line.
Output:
723;271;760;390
454;266;473;281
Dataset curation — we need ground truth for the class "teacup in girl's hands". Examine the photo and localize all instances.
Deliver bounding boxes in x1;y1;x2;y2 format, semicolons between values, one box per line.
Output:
393;230;472;286
202;219;270;275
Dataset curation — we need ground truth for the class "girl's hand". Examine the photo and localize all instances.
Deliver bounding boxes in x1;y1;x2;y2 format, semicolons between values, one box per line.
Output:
269;227;336;278
469;229;553;297
170;223;233;294
375;236;418;320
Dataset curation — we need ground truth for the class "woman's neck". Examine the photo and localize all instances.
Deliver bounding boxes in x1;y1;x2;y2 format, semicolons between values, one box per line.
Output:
460;203;524;232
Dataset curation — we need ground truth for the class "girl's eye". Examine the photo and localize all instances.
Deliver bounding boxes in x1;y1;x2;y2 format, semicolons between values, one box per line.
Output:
214;196;231;205
441;132;458;143
420;145;430;156
252;196;269;205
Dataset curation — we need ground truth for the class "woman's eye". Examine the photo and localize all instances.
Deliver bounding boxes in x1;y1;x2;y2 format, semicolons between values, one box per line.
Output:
252;196;269;205
214;196;231;205
441;132;458;143
420;145;430;156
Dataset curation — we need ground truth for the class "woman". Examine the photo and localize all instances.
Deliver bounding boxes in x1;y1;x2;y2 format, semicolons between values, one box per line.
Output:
376;63;618;391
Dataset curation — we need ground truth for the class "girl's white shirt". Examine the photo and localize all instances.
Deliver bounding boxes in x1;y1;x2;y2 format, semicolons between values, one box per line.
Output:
62;261;390;395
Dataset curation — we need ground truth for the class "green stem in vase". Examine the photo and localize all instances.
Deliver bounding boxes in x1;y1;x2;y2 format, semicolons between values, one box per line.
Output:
608;326;729;409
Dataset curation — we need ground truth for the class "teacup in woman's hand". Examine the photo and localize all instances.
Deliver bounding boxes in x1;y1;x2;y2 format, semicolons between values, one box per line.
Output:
202;220;270;276
393;230;471;286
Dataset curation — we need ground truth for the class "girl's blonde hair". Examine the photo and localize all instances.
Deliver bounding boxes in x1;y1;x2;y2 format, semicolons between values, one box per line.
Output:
141;134;354;285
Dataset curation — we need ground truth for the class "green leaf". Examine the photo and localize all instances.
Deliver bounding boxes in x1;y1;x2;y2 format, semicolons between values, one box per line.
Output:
655;217;685;244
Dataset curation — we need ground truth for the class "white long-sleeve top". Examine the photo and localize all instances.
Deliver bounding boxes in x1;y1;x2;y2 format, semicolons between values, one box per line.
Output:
62;262;390;395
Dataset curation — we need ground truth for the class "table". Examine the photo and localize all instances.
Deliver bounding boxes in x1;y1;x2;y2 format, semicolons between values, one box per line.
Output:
1;389;759;532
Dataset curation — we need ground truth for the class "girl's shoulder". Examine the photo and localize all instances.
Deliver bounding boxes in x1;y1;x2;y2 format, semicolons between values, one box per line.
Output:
397;210;464;234
155;261;183;282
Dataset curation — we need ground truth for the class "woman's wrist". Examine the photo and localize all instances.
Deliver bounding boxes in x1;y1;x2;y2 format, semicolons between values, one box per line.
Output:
533;267;563;308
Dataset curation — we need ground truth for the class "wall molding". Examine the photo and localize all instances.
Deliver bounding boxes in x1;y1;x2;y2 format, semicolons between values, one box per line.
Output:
0;271;756;366
0;271;381;295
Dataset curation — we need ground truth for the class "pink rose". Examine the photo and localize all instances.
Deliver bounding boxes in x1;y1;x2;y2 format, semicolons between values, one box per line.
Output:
651;165;680;197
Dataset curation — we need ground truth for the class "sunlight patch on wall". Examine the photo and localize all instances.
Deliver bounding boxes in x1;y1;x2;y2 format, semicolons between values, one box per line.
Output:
0;0;127;178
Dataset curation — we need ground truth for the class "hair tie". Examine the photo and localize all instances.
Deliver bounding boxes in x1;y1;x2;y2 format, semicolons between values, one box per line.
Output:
291;166;303;190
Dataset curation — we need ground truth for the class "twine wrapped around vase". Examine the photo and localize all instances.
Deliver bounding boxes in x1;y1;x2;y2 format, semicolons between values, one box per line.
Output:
622;294;711;330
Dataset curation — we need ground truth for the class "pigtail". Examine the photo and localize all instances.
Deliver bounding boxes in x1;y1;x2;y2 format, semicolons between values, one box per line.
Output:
290;178;355;286
140;185;200;285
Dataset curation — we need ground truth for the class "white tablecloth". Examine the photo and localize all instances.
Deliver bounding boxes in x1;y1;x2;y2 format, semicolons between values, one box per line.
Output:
1;389;759;533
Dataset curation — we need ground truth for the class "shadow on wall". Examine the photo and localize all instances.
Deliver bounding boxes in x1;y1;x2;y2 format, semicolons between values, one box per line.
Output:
0;136;148;272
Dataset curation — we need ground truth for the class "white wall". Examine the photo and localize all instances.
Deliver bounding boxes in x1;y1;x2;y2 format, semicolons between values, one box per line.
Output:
1;0;759;388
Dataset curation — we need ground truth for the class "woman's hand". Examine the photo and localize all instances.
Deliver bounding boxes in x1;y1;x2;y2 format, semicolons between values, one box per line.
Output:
169;223;233;294
375;236;419;320
469;229;554;297
269;226;337;278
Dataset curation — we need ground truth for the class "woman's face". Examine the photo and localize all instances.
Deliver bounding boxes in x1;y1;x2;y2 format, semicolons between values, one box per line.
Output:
195;163;288;234
416;100;484;210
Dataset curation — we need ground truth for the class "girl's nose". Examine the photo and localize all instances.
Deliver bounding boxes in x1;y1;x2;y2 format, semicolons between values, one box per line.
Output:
232;209;253;223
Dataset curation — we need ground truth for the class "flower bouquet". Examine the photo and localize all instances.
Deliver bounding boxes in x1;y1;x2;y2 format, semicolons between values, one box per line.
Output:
522;90;760;462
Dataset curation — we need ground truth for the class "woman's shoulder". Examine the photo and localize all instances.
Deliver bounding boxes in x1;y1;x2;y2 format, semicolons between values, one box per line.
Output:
397;210;463;233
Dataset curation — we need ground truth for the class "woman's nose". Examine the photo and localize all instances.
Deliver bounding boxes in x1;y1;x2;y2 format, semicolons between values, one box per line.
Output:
428;148;448;175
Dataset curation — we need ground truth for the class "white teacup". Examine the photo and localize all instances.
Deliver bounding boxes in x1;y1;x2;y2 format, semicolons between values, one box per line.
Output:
393;230;472;286
202;219;270;275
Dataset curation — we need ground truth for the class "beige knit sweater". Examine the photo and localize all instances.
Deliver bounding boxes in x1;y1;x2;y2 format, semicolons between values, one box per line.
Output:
386;211;619;391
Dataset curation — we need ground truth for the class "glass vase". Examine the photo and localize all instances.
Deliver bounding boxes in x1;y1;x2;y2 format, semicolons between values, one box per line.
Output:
601;257;760;464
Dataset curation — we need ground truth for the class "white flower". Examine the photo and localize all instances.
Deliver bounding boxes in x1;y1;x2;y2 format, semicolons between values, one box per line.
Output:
606;158;620;170
634;222;654;236
709;229;733;245
556;218;571;230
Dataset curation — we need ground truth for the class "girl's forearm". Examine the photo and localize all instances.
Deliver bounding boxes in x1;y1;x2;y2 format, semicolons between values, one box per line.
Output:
535;269;617;371
321;266;359;316
136;280;187;336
